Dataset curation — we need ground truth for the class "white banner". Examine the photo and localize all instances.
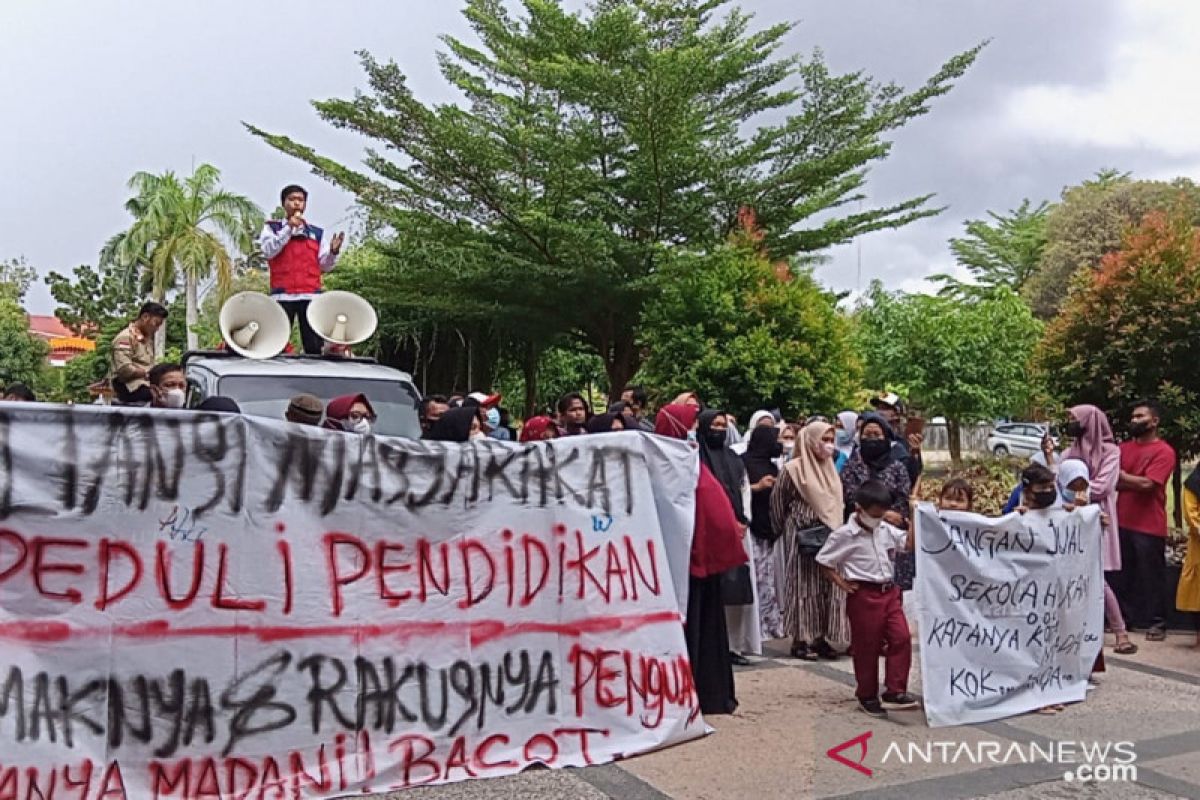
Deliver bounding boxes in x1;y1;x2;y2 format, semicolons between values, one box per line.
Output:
0;403;704;797
915;503;1104;727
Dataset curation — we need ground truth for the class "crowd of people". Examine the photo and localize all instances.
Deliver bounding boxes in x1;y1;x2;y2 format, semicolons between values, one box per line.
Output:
10;180;1200;723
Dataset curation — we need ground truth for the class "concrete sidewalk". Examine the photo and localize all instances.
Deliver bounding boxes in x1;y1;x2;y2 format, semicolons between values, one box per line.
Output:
384;630;1200;800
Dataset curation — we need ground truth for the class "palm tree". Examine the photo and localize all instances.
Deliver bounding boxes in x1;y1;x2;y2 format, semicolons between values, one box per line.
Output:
103;164;263;350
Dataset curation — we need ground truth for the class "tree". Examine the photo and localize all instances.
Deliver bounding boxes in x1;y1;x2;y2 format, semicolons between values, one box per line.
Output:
932;199;1050;299
1037;204;1200;466
639;241;859;418
1023;173;1200;318
103;165;263;349
44;263;140;335
856;283;1042;465
248;0;981;391
0;257;37;301
0;294;49;389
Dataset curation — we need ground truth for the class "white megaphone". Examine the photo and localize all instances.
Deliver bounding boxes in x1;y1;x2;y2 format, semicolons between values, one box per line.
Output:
306;291;378;345
219;292;292;359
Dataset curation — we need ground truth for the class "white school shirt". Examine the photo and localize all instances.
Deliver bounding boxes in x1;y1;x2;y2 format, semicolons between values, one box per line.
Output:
816;515;908;584
257;222;340;302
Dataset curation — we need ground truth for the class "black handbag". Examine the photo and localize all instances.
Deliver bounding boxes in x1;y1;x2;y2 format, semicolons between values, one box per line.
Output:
720;564;755;606
795;523;833;556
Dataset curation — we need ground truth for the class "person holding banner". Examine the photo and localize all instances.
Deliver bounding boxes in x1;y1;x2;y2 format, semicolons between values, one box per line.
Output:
656;404;747;715
1061;404;1136;655
817;480;919;718
771;420;849;661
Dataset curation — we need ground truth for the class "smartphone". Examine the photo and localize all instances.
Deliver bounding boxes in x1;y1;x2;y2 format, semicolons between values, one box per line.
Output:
906;416;926;436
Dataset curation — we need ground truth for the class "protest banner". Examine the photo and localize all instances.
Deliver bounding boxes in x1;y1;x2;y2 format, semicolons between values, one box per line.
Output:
0;404;704;798
915;503;1104;727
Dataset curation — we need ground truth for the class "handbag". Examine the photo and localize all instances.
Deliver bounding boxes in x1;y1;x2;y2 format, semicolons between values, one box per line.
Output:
795;523;833;556
720;564;755;606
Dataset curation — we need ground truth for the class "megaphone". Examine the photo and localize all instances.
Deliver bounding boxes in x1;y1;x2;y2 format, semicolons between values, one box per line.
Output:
306;291;378;345
219;292;291;359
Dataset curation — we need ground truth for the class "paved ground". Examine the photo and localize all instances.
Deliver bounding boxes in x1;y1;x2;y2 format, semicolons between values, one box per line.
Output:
374;627;1200;800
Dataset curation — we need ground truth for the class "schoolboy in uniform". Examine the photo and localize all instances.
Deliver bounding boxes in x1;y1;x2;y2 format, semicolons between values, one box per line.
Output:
817;479;919;718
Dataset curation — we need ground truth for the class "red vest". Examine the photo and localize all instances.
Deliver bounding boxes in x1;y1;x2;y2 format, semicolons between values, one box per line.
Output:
267;221;324;295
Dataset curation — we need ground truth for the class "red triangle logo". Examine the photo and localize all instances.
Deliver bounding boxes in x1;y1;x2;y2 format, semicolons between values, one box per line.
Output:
826;731;873;777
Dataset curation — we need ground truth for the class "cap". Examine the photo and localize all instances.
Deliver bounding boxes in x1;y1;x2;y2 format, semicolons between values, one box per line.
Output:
467;392;502;408
871;392;902;409
287;393;324;424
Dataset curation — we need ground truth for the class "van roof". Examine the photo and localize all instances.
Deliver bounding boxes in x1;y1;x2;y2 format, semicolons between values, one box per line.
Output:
184;351;415;383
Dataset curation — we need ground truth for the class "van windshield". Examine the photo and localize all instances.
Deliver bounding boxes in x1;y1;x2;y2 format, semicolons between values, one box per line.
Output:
217;375;422;439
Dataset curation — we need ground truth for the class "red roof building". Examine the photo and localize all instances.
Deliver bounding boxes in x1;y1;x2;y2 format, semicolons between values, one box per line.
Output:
27;314;95;367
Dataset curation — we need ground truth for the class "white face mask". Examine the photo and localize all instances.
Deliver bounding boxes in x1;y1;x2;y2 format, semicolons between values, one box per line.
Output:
347;417;372;435
820;442;837;460
162;389;186;409
858;512;884;531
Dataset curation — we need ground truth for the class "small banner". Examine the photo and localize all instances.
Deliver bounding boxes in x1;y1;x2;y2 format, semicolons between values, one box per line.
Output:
915;503;1104;727
0;404;704;797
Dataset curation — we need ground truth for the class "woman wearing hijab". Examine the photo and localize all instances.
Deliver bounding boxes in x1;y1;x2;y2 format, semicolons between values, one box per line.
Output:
835;411;858;470
742;424;785;641
585;412;629;434
425;406;480;443
731;409;777;455
519;416;558;443
1177;464;1200;647
698;410;761;661
1062;404;1136;655
770;420;847;660
322;394;376;434
840;414;914;589
656;404;747;714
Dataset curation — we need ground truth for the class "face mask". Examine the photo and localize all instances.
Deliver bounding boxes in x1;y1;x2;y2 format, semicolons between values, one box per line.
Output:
163;389;186;409
836;429;854;447
1129;421;1152;438
1030;489;1058;509
345;417;372;435
1061;488;1076;505
686;430;698;447
1064;421;1085;438
858;512;884;531
704;430;727;449
860;439;890;461
781;441;795;454
486;408;501;429
769;442;784;458
819;442;837;460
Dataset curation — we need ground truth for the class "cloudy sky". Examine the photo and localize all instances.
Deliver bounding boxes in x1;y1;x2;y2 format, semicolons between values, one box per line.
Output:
3;0;1197;314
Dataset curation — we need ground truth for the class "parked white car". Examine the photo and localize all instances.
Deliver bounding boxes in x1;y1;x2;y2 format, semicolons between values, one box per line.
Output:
987;423;1053;458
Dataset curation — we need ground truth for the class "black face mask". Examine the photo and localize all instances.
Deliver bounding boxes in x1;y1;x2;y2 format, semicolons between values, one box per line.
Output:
860;439;890;462
1030;489;1058;509
1064;421;1085;438
1129;421;1152;438
704;430;727;449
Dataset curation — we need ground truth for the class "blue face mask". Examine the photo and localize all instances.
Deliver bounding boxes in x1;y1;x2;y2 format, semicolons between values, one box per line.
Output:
1061;488;1076;505
836;429;854;447
686;430;698;446
486;408;501;428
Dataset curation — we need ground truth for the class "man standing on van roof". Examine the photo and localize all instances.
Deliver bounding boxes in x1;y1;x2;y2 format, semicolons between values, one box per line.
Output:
258;184;345;355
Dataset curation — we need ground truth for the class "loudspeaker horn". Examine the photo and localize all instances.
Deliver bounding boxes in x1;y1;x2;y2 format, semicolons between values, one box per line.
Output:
219;292;292;359
306;291;378;345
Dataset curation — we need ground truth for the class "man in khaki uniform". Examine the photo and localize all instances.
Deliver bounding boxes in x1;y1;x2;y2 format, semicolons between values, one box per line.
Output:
109;302;168;405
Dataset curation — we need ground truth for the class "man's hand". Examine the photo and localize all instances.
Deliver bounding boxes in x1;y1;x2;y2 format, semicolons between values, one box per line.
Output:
330;231;345;255
838;577;859;594
1041;433;1055;457
288;213;305;231
907;432;923;452
883;510;905;527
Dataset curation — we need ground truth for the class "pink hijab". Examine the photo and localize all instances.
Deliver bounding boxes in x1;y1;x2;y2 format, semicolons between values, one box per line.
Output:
1062;404;1118;476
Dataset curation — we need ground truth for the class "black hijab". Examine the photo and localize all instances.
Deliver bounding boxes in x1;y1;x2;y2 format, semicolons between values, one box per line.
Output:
698;409;748;523
857;412;898;471
585;413;627;434
741;424;781;484
425;406;477;442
